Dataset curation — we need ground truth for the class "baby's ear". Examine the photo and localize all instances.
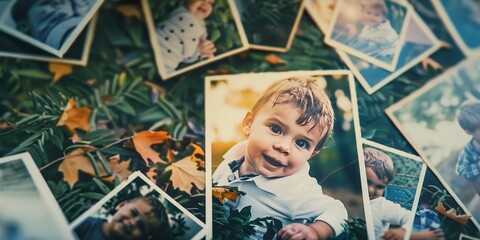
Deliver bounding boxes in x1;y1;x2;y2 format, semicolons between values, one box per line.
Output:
242;111;253;136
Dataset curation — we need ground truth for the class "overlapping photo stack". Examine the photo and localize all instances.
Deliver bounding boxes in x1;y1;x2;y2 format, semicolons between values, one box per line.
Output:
0;0;479;239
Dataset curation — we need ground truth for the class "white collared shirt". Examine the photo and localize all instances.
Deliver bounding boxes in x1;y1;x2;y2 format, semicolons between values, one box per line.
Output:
212;141;348;238
370;197;411;239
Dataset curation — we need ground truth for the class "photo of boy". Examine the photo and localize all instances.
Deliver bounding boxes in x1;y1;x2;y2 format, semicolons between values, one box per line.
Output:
156;0;217;74
363;147;411;239
0;0;103;57
325;0;408;71
74;196;169;240
349;1;398;59
205;71;370;239
386;56;480;227
71;171;205;240
212;76;347;239
455;100;480;195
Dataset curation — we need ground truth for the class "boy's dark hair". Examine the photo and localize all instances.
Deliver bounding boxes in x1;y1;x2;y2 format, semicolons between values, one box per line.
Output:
133;195;171;240
251;76;334;151
456;100;480;132
364;147;394;184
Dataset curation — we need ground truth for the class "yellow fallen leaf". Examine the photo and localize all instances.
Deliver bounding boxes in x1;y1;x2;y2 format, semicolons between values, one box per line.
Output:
58;148;95;188
101;155;132;183
212;187;239;203
190;144;205;169
165;156;205;193
59;149;131;188
57;98;91;135
49;62;73;83
132;131;172;165
264;53;286;65
146;166;158;183
436;203;471;225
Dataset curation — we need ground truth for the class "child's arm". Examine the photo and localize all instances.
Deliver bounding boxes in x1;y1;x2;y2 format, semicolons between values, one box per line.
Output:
381;227;405;240
199;39;217;58
455;149;480;179
276;221;333;240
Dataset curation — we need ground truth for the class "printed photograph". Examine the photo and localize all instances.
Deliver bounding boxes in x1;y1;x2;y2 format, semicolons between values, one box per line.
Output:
386;56;480;227
71;171;205;240
142;0;248;80
412;168;480;239
305;0;336;31
361;139;426;239
0;0;104;58
205;70;370;239
233;0;304;52
344;10;441;94
0;15;97;66
324;0;410;72
0;152;75;240
432;0;480;55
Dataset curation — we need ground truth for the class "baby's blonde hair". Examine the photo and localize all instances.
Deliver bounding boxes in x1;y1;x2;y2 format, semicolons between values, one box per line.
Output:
251;76;334;151
364;147;394;183
456;100;480;132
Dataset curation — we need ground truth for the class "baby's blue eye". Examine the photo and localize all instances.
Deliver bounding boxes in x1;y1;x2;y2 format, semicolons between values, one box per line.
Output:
295;139;310;149
270;124;282;134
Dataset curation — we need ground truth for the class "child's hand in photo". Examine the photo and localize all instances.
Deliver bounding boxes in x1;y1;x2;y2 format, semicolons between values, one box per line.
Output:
200;39;217;58
276;223;319;240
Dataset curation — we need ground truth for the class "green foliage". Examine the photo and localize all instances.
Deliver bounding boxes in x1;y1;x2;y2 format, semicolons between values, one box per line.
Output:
337;217;368;240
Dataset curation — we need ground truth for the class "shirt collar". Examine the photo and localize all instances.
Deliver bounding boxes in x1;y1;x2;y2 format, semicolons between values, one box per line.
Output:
223;141;312;196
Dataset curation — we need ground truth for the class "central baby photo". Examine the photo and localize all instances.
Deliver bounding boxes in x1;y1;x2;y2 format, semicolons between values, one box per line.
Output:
205;71;372;239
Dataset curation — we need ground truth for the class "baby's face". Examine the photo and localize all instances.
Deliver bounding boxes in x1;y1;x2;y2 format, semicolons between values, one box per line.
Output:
362;7;385;27
107;199;160;240
188;0;214;20
241;102;323;178
366;166;387;200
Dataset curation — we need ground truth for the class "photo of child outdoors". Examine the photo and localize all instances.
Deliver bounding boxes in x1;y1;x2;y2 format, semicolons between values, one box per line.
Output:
142;0;248;80
361;141;425;239
71;171;205;240
0;153;75;240
156;0;217;74
387;56;480;226
205;71;369;239
325;0;408;71
455;100;480;196
0;0;103;57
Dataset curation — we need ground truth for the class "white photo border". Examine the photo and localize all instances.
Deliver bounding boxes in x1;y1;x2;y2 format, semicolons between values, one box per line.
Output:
324;0;412;72
0;152;76;240
0;0;104;58
141;0;249;81
70;171;206;240
0;14;98;66
204;70;371;239
385;56;480;229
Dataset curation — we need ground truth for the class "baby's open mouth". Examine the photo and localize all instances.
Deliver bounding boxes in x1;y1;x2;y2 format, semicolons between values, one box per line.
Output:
263;154;286;167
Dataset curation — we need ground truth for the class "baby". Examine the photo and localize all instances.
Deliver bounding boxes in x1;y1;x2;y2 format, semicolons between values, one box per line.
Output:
213;77;347;239
156;0;217;74
350;0;399;57
364;147;411;239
